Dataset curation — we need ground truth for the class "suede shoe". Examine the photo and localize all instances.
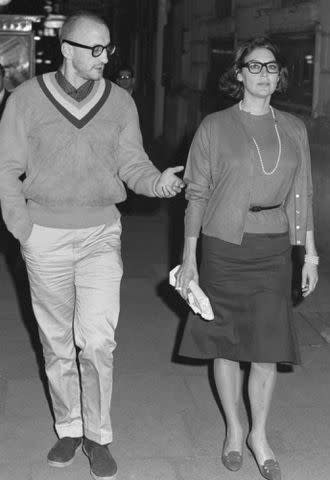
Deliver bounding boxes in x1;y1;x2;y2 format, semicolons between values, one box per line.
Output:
83;438;117;480
47;436;82;467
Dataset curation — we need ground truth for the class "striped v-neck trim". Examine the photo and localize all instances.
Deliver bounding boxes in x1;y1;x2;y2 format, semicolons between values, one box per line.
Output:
37;72;112;129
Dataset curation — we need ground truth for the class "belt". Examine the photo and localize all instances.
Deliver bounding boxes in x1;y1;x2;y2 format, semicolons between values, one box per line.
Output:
249;203;281;212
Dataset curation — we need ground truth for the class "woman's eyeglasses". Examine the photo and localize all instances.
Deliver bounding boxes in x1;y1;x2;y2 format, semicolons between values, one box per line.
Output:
62;39;116;58
241;61;280;74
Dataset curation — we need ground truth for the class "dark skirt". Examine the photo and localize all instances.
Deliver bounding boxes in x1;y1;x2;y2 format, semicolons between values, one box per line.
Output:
179;233;300;364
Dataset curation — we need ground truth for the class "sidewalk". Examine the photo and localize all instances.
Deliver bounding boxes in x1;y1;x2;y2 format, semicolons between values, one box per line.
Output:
0;209;329;479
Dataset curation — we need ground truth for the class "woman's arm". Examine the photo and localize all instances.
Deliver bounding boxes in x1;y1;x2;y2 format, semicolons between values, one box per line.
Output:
184;120;212;238
301;230;318;297
299;122;318;297
175;236;199;300
305;229;317;256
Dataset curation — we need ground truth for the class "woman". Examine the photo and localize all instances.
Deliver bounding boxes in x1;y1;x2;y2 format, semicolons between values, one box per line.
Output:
175;37;318;480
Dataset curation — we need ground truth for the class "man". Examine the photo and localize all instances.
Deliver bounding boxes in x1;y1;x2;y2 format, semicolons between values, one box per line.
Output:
115;65;135;95
0;11;184;480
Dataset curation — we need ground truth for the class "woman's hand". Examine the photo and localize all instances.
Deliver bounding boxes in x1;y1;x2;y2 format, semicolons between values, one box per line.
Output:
301;263;318;297
174;261;199;300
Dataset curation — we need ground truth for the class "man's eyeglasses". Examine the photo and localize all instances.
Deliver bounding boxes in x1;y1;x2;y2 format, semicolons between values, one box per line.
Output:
241;61;280;74
118;74;132;80
62;39;116;58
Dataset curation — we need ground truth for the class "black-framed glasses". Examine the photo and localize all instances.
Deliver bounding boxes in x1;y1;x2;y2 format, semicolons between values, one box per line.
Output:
62;39;116;58
241;61;280;74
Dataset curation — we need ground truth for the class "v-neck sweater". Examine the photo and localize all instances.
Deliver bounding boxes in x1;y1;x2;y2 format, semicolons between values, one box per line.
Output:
0;73;161;243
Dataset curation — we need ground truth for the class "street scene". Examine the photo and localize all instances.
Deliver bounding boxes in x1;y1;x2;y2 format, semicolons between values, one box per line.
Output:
0;1;330;480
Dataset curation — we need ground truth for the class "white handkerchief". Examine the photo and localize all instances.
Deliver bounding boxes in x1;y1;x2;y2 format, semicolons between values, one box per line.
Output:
169;265;214;321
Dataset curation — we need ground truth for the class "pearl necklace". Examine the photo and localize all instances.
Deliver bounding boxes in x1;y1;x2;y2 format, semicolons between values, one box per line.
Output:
239;101;282;176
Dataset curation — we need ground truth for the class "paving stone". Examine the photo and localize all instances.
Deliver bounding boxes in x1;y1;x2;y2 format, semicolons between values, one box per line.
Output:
269;406;330;454
0;338;38;360
179;409;224;457
5;378;50;419
0;374;8;417
183;375;219;415
306;311;330;342
114;411;193;458
0;418;52;463
114;373;193;415
0;350;40;380
0;462;32;480
166;362;208;377
281;450;330;480
275;369;330;408
0;300;22;316
293;312;325;346
299;343;330;369
112;374;194;458
112;458;178;480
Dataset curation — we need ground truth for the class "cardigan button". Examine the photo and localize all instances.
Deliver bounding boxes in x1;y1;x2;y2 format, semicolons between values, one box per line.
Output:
296;194;300;198
297;240;301;244
296;225;300;230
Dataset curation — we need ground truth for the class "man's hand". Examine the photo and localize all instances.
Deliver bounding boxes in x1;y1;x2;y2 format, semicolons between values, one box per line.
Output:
154;166;185;197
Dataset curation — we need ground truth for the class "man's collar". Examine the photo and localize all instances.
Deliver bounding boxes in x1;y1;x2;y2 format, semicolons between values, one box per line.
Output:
55;70;95;102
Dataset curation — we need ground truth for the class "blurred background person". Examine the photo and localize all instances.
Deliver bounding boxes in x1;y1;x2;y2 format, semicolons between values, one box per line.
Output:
115;65;135;95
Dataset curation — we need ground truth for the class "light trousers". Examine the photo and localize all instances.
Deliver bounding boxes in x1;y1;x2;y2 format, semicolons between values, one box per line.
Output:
21;220;123;444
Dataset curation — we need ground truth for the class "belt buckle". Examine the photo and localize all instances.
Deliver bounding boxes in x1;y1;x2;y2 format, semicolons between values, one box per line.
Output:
250;206;262;212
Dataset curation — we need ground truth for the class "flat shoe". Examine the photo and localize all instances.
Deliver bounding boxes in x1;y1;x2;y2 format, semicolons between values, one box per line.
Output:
221;449;243;472
47;436;82;467
246;441;281;480
259;459;281;480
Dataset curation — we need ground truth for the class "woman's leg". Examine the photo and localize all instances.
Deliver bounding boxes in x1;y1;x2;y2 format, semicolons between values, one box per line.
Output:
214;358;243;453
248;362;277;463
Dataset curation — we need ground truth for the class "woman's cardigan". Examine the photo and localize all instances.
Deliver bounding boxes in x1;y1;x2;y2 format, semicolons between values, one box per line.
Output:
184;103;313;246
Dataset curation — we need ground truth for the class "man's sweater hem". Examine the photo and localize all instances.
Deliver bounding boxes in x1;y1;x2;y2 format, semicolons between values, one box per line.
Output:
28;201;120;229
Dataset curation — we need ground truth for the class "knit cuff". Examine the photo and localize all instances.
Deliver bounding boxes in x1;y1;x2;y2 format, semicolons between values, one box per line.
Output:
152;174;162;197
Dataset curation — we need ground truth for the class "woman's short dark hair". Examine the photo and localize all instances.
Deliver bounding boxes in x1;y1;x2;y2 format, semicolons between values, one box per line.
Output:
219;36;288;100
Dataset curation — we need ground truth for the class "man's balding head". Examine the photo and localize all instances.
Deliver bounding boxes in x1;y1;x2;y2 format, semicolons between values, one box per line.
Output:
59;11;108;43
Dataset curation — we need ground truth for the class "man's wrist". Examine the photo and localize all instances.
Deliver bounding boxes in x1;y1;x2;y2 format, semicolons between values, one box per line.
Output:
152;175;162;197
